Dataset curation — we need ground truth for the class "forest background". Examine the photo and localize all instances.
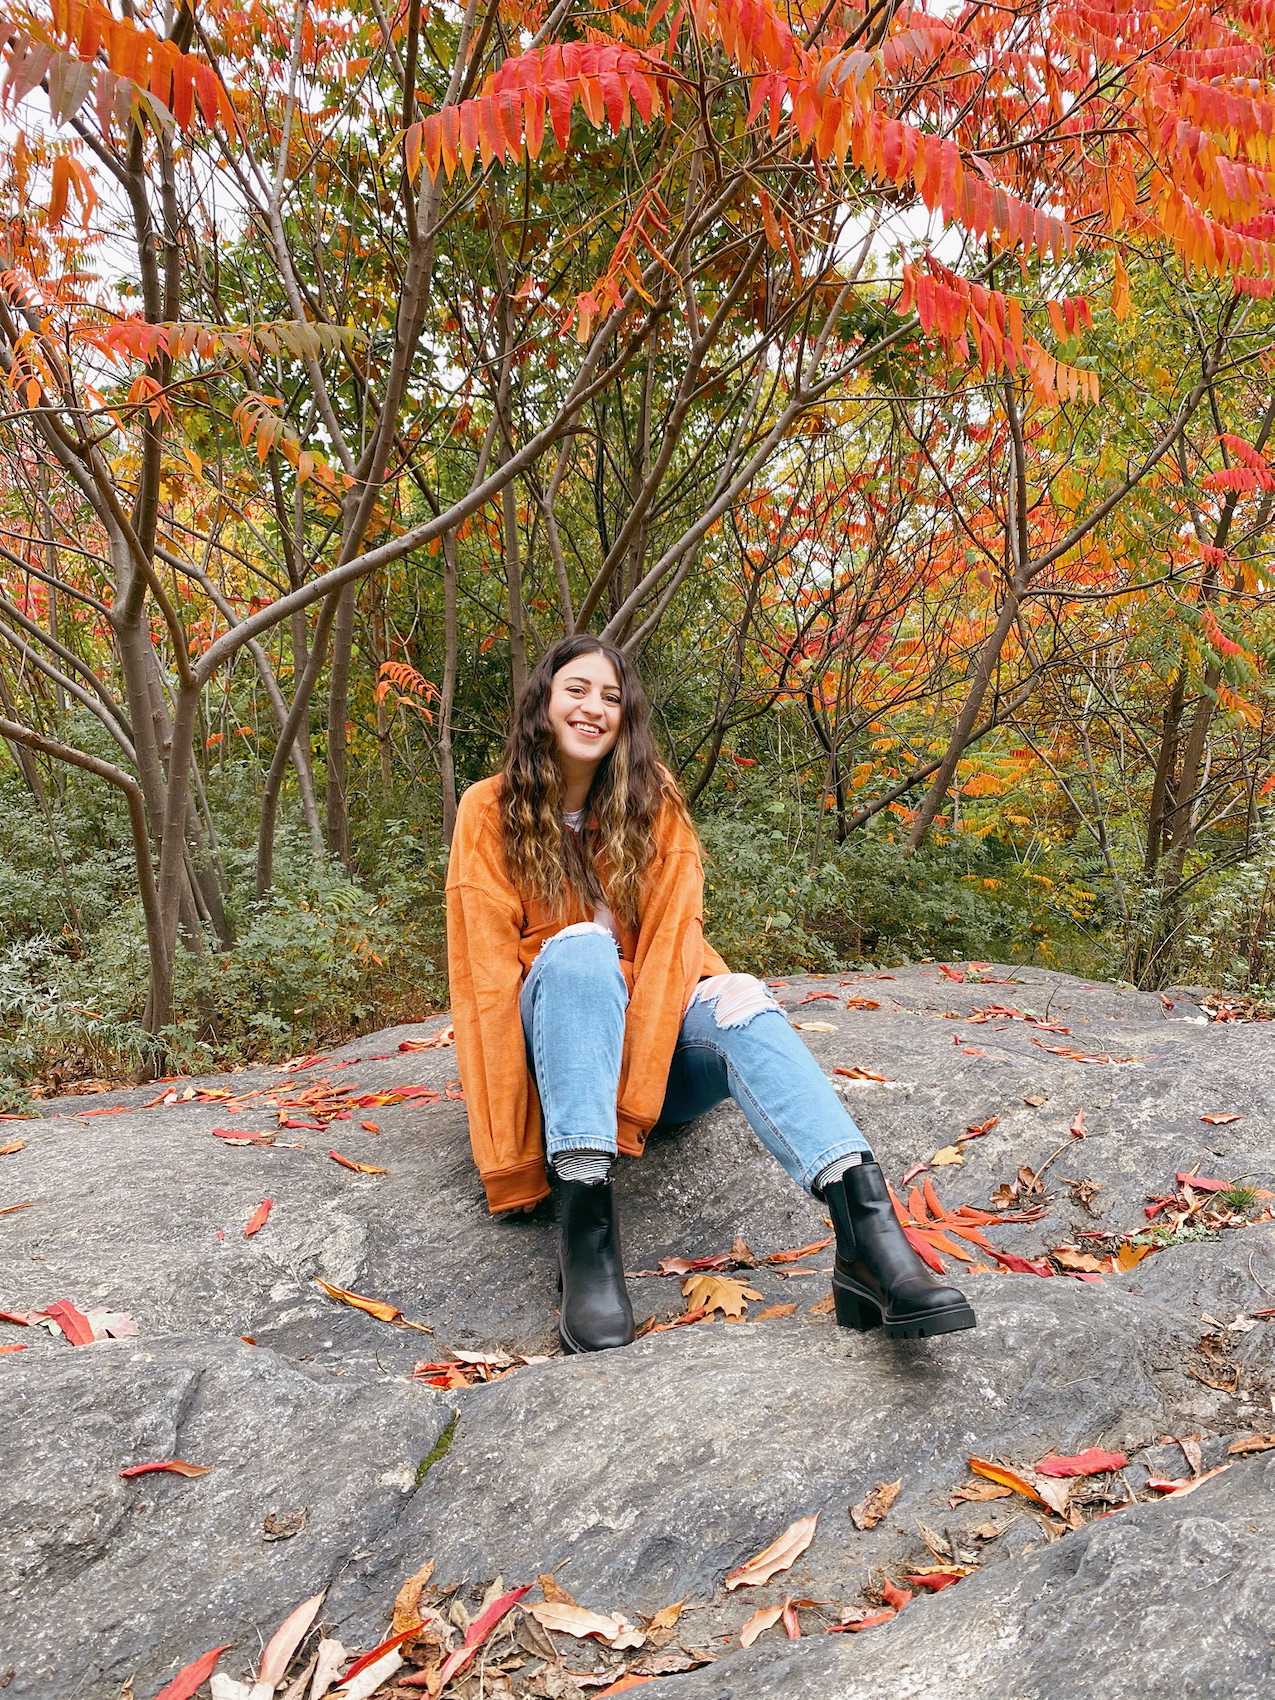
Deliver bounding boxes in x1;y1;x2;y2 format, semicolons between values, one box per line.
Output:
1;0;1274;1103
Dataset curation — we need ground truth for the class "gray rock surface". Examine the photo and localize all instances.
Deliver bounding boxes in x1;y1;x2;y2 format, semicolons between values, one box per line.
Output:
1;964;1273;1699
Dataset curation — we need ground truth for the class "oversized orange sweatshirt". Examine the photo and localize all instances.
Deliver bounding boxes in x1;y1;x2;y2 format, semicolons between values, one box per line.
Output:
445;774;729;1212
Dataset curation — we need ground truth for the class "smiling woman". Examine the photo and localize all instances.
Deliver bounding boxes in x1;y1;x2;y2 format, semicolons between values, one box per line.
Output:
444;636;977;1354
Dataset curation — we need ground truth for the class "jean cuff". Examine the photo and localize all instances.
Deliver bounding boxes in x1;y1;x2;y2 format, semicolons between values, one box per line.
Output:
800;1139;873;1196
544;1133;620;1159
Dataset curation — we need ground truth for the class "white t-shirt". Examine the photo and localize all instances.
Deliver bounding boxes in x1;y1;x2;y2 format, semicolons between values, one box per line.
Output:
564;809;621;943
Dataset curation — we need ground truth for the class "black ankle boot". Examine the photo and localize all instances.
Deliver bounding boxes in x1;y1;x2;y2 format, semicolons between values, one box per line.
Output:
826;1159;976;1340
557;1179;635;1354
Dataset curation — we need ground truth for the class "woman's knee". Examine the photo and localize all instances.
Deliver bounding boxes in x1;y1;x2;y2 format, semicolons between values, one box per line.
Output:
689;972;783;1030
533;923;624;993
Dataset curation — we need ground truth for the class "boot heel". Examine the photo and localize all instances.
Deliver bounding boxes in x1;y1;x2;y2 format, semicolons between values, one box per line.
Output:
833;1285;883;1331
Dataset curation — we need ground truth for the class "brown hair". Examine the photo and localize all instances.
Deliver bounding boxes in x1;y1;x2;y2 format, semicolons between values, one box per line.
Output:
500;636;689;926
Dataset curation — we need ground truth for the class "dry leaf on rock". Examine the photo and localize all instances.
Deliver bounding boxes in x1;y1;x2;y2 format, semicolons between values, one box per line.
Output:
849;1479;901;1530
328;1152;388;1174
738;1603;785;1647
392;1561;436;1633
879;1577;913;1610
843;997;881;1010
930;1146;964;1167
1034;1449;1128;1477
754;1303;796;1319
538;1573;579;1607
331;1648;402;1699
262;1507;309;1541
792;1020;837;1032
807;1293;836;1314
827;1609;896;1633
723;1514;819;1589
305;1640;347;1700
244;1198;273;1237
1228;1434;1275;1455
904;1569;969;1593
43;1299;95;1345
680;1274;762;1318
1144;1465;1232;1497
968;1457;1070;1515
527;1603;645;1650
1116;1242;1155;1270
644;1601;683;1638
154;1646;235;1700
1200;1112;1242;1124
949;1480;1014;1506
314;1279;402;1323
766;1236;833;1264
0;1139;26;1154
1023;1092;1048;1107
120;1460;210;1479
1051;1247;1112;1274
250;1589;326;1696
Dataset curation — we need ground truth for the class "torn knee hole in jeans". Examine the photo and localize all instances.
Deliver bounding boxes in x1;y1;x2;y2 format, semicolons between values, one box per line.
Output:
690;972;783;1029
537;921;617;955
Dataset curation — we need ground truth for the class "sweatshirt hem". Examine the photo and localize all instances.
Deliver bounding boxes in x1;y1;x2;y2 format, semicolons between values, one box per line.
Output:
481;1159;552;1214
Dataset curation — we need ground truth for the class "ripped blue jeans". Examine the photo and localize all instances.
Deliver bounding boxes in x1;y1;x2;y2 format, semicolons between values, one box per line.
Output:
519;924;872;1194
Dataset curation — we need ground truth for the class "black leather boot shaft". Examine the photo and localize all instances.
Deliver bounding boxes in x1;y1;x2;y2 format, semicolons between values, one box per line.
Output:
827;1159;976;1340
557;1179;635;1354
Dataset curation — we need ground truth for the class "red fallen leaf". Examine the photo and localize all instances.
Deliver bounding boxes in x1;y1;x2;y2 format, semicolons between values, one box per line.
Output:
1070;1109;1086;1138
279;1118;325;1130
1200;1113;1242;1124
360;1120;380;1132
44;1300;95;1345
1175;1173;1229;1192
1031;1041;1137;1063
939;964;965;981
766;1237;833;1264
903;1225;948;1275
340;1623;429;1684
244;1199;273;1237
153;1645;234;1700
879;1577;913;1610
795;990;840;1003
834;1066;894;1082
75;1106;130;1118
900;1162;929;1185
213;1128;274;1145
596;1678;656;1697
985;1248;1054;1277
1035;1449;1128;1477
0;1341;27;1353
1144;1465;1231;1496
782;1599;801;1638
904;1571;964;1592
400;1584;532;1690
827;1610;896;1633
0;1309;39;1327
963;1116;999;1140
120;1460;211;1478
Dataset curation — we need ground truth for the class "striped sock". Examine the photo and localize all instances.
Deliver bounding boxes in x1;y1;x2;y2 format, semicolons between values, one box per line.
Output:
552;1149;614;1185
813;1152;864;1197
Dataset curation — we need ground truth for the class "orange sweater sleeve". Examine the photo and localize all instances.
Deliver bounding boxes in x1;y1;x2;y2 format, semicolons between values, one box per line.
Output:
445;784;550;1212
615;805;709;1150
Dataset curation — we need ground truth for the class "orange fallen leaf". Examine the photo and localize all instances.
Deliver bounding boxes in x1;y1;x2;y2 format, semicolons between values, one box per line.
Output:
681;1274;763;1319
724;1514;819;1589
120;1460;211;1478
1200;1113;1242;1124
0;1202;32;1217
834;1066;896;1082
879;1576;912;1610
244;1198;273;1236
904;1569;967;1592
767;1236;833;1264
1144;1465;1232;1496
807;1293;836;1314
1227;1434;1275;1455
968;1457;1070;1515
314;1278;402;1323
1051;1247;1113;1275
754;1303;797;1320
739;1603;786;1647
596;1678;656;1697
949;1480;1014;1507
360;1120;381;1132
329;1150;389;1174
849;1479;901;1531
0;1140;25;1155
843;997;881;1010
1116;1242;1156;1270
0;1342;27;1353
827;1610;896;1633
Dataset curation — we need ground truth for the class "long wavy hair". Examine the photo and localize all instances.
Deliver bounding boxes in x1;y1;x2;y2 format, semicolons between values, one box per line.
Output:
501;636;688;926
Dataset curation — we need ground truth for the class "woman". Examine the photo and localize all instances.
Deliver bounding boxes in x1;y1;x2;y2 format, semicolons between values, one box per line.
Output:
446;635;976;1353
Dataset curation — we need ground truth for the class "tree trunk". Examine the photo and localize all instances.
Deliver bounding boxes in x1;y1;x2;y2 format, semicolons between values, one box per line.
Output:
325;581;357;867
438;531;460;844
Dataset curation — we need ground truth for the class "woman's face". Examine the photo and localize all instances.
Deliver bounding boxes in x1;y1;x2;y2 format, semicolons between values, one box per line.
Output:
547;651;623;771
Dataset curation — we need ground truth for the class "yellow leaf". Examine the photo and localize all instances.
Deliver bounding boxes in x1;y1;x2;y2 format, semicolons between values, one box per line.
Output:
724;1514;819;1589
968;1457;1069;1515
314;1278;401;1323
930;1146;964;1167
681;1274;764;1319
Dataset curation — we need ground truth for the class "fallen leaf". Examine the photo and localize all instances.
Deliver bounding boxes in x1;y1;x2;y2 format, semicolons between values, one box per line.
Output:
834;1066;896;1082
1175;1172;1229;1192
904;1570;968;1592
1116;1242;1155;1270
328;1151;388;1174
154;1646;234;1700
795;990;840;1004
120;1460;211;1479
244;1199;273;1237
849;1479;901;1531
969;1521;1002;1539
43;1299;95;1345
681;1274;763;1319
360;1121;381;1132
1023;1092;1048;1107
398;1026;454;1050
595;1678;655;1698
538;1573;579;1606
807;1293;836;1314
1227;1434;1275;1455
724;1514;819;1589
738;1603;785;1647
213;1128;275;1145
754;1303;797;1319
985;1248;1055;1277
827;1610;896;1632
1051;1247;1113;1274
527;1601;645;1649
262;1507;309;1541
1144;1465;1232;1496
644;1600;684;1640
657;1253;733;1276
963;1116;999;1139
782;1599;801;1638
314;1279;402;1323
949;1480;1014;1506
939;964;965;982
766;1237;833;1264
1200;1113;1242;1124
0;1140;25;1155
879;1577;912;1610
1069;1109;1086;1138
968;1457;1070;1515
0;1343;26;1353
843;997;881;1010
391;1560;437;1634
0;1201;33;1216
251;1590;327;1695
1031;1041;1137;1064
930;1146;964;1167
1035;1449;1128;1477
793;1021;837;1033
